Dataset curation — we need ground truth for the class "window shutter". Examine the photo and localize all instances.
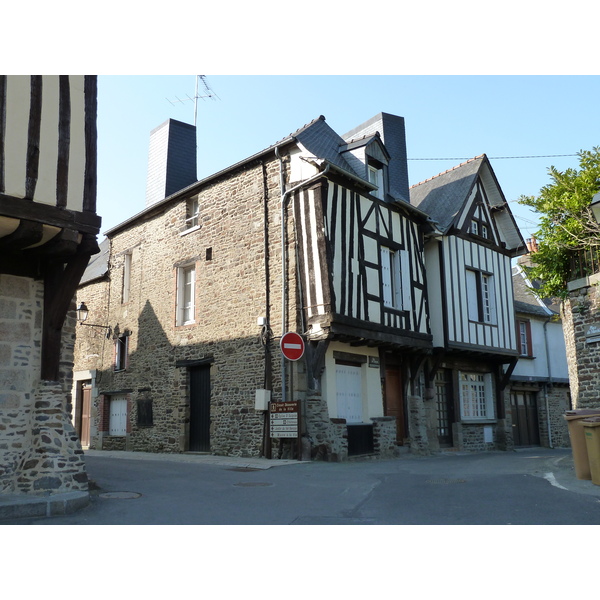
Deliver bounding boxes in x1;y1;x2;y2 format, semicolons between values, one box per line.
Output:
400;249;411;310
466;270;478;321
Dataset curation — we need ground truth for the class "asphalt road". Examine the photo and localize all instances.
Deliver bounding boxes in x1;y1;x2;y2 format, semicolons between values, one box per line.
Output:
3;447;600;525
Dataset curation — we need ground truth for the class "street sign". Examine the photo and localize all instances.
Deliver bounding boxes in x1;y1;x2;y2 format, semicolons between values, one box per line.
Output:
270;401;299;438
280;331;305;361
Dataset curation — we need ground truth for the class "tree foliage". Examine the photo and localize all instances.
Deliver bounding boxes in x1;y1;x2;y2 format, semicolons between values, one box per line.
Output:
519;147;600;299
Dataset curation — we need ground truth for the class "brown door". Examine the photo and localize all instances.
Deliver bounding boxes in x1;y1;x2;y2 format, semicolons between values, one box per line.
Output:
385;367;405;445
511;391;540;446
75;381;92;447
435;369;454;446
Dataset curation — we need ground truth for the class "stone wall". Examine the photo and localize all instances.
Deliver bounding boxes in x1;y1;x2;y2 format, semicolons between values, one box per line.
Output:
563;281;600;409
0;274;87;496
74;157;289;458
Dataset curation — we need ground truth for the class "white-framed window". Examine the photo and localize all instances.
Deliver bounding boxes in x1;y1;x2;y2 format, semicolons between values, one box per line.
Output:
122;252;132;304
466;269;496;324
176;264;196;326
109;395;128;436
459;372;494;420
517;320;533;356
184;197;199;231
368;165;384;200
381;246;410;310
114;333;129;371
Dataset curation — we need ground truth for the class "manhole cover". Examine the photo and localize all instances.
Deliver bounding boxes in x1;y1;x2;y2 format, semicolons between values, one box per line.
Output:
99;491;142;499
233;482;273;487
425;478;467;485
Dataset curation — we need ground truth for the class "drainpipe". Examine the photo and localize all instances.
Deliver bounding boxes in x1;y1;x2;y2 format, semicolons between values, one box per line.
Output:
274;145;329;402
543;317;554;448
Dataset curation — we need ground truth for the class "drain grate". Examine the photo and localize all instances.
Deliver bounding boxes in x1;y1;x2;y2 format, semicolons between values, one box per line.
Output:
99;491;142;499
425;478;467;485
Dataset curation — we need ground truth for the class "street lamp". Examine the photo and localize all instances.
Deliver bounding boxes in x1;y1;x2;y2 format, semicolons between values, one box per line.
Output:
76;301;112;338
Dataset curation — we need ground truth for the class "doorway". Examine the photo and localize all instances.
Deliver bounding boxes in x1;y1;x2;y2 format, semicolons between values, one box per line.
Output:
435;369;454;446
74;380;92;447
510;390;540;446
384;366;406;445
189;364;211;452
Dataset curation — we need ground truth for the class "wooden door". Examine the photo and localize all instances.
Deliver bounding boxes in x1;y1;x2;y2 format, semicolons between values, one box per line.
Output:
75;381;92;447
189;365;211;452
384;367;405;445
511;391;540;446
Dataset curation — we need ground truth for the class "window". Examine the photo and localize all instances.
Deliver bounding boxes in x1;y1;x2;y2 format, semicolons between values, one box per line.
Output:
176;264;196;326
466;269;496;324
459;372;494;420
368;165;384;200
122;252;132;304
114;333;129;371
381;247;410;310
109;395;128;436
517;320;533;356
184;198;199;230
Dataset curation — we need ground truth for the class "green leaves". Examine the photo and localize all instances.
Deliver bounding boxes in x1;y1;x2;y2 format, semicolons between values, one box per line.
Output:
519;147;600;299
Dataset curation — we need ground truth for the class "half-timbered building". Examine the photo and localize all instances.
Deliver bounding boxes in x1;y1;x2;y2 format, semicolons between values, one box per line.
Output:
73;112;436;460
411;155;527;451
0;75;100;506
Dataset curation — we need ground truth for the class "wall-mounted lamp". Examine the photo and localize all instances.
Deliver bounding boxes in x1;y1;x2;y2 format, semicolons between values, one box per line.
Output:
590;192;600;224
76;302;112;339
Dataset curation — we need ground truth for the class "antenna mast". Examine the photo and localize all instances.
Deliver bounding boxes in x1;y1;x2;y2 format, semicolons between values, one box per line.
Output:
166;75;219;127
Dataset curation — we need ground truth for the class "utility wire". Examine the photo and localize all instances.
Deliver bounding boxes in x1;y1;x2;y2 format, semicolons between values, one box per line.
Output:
408;154;578;161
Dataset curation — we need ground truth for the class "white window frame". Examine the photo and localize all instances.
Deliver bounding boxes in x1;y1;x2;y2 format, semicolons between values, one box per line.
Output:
176;264;196;326
184;198;199;231
368;165;384;200
122;252;132;304
109;395;128;436
466;269;496;324
381;246;410;311
459;372;495;421
114;334;129;371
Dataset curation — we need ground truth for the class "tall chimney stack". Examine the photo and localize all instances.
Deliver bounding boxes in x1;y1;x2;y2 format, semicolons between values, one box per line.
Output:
145;119;197;207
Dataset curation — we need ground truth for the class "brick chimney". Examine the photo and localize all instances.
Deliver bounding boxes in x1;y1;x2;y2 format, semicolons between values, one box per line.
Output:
526;237;538;253
145;119;197;207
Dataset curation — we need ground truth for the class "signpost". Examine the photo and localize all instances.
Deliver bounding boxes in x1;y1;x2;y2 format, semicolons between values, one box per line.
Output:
270;401;300;439
280;331;305;361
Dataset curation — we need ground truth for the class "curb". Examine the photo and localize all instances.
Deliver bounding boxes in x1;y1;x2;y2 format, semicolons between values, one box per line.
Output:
0;491;90;522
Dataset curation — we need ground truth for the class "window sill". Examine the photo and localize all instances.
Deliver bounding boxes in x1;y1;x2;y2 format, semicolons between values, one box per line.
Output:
461;418;497;424
180;225;201;237
518;354;536;360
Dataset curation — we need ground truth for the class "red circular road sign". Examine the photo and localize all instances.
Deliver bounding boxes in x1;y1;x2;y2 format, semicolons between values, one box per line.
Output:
280;331;305;361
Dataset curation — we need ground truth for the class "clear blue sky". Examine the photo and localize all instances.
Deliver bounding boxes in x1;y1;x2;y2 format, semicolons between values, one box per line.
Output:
97;75;600;241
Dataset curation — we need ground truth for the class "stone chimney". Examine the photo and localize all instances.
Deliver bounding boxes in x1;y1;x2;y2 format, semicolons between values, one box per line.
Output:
145;119;197;207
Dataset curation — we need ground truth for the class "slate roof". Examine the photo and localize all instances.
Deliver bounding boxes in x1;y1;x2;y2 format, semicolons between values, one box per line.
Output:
80;237;109;285
409;156;484;232
512;264;559;317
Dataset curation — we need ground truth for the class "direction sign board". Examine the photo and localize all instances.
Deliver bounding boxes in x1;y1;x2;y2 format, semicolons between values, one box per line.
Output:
270;401;299;438
280;331;305;361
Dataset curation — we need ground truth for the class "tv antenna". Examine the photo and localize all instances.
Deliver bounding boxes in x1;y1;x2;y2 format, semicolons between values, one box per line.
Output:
167;75;219;127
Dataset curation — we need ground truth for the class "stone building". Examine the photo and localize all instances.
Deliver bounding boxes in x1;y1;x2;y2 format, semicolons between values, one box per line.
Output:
563;254;600;410
73;113;529;460
508;251;571;448
0;75;101;512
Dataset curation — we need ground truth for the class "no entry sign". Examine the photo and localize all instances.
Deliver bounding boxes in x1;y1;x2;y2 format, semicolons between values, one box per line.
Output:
280;331;305;361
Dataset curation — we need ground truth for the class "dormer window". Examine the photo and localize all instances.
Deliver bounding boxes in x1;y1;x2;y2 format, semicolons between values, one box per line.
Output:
368;163;384;200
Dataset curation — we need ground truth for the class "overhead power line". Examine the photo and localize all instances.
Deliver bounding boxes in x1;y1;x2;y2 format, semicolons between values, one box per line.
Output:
408;154;578;161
